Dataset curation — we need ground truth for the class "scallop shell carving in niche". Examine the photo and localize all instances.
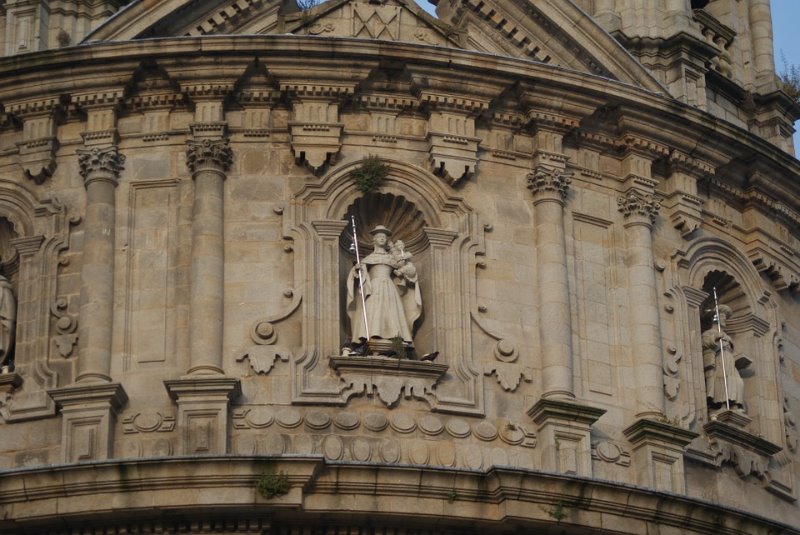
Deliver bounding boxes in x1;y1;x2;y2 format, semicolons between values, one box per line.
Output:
341;193;429;256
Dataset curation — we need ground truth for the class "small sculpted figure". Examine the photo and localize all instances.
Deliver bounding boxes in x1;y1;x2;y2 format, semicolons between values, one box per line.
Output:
702;304;746;413
346;226;422;349
0;275;15;369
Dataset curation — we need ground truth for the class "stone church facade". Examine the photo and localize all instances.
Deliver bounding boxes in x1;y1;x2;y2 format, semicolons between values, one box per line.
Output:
0;0;799;533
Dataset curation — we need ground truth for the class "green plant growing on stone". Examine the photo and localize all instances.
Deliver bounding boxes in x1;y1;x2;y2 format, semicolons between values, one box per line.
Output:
543;500;568;522
779;52;800;103
447;489;458;503
352;155;388;194
256;471;291;499
389;335;406;358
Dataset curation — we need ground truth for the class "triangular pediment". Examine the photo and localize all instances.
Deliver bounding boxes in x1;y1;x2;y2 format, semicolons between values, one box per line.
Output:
84;0;664;93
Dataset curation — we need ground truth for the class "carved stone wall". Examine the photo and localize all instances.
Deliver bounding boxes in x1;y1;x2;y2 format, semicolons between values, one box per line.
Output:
0;2;798;533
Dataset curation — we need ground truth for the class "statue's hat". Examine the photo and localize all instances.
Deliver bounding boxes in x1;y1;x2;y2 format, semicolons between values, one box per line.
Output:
369;225;392;236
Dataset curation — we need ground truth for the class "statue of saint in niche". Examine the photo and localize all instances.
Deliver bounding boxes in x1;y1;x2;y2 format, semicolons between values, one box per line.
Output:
0;274;15;372
702;304;749;413
346;225;422;354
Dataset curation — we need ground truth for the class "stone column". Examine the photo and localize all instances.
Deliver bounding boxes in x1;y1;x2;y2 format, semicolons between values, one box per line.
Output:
618;188;664;419
75;146;125;383
526;128;605;477
527;133;574;401
163;117;239;455
186;138;232;375
749;0;775;90
48;144;128;462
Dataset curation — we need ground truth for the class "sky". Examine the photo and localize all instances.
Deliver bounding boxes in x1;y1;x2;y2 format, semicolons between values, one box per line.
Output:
413;0;799;155
771;0;800;154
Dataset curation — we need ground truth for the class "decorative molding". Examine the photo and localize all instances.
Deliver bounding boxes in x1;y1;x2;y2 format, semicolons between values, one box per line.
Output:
122;412;176;434
330;356;449;408
528;399;606;476
0;372;23;420
7;96;66;184
164;377;241;455
185;138;233;174
527;165;572;201
623;418;698;493
618;189;661;225
748;247;800;293
76;146;125;185
48;383;128;463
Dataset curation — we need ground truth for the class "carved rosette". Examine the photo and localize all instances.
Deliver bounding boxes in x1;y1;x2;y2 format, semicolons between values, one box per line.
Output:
76;146;125;186
617;189;661;226
186;138;233;175
527;166;572;202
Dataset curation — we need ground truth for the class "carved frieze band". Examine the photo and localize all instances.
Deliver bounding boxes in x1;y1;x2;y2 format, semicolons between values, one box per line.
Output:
76;146;125;185
617;189;661;225
186;138;233;175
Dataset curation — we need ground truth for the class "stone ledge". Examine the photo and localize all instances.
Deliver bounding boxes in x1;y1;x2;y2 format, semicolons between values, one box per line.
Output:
526;398;606;426
0;457;797;535
330;355;448;407
704;419;782;457
623;418;699;448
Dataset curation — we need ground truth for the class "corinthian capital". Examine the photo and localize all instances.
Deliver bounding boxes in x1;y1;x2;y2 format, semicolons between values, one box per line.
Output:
186;138;233;175
77;146;125;184
617;189;661;225
527;165;572;201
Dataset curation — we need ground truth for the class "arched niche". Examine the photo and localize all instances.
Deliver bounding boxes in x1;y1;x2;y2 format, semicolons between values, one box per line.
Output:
0;179;74;422
282;159;485;414
668;237;784;446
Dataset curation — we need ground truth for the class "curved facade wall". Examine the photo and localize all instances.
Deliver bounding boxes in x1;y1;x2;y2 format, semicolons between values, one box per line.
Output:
0;3;798;533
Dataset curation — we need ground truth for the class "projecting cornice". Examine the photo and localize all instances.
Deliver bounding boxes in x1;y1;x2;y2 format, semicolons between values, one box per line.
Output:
0;36;797;210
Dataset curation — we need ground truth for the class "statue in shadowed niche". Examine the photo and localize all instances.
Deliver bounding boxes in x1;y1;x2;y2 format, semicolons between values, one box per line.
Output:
0;274;15;371
701;305;749;413
346;225;422;356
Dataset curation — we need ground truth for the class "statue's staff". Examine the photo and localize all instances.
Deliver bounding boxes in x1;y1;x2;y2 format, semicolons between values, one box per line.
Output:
350;216;370;341
712;287;731;411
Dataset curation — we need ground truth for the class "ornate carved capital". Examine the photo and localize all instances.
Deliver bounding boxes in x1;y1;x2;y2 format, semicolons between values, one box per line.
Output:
618;189;661;226
527;165;572;202
186;138;233;175
77;146;125;185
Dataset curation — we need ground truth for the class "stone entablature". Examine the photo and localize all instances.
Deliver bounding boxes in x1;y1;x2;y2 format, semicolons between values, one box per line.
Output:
0;31;798;533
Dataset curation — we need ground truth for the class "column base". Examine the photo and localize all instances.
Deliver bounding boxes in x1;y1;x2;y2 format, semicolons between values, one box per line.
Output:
164;376;241;455
623;418;698;493
48;382;128;463
527;398;606;476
